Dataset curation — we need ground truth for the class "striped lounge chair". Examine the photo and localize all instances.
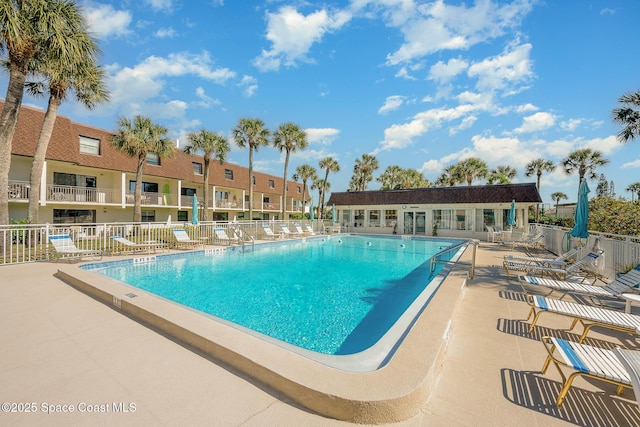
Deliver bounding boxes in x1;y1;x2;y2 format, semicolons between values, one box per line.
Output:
525;295;640;341
504;246;578;267
519;263;640;301
540;336;632;407
504;251;603;280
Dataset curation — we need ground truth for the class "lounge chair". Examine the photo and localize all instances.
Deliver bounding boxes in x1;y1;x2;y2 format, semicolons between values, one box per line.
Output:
486;225;503;243
293;223;307;236
110;236;161;255
172;229;206;249
615;348;640;410
214;227;238;245
304;224;316;235
540;336;632;407
504;251;603;280
280;224;296;238
519;263;640;301
504;246;579;267
501;232;545;250
49;234;102;261
525;295;640;341
262;225;283;240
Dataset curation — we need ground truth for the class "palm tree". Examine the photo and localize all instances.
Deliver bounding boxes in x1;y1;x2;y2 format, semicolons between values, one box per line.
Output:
183;129;230;221
310;176;326;220
232;118;270;220
318;156;340;219
292;164;317;216
0;0;91;225
398;168;430;188
349;154;378;191
551;192;568;218
457;158;488;186
435;164;463;187
612;89;640;143
26;51;108;224
487;165;517;184
626;182;640;201
377;165;403;190
525;158;555;222
111;115;175;222
272;122;307;218
562;148;610;185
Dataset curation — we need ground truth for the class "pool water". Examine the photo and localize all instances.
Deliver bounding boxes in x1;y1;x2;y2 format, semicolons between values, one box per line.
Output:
85;235;458;356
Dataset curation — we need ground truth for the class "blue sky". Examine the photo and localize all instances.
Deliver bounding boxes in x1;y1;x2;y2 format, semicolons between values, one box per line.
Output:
6;0;640;206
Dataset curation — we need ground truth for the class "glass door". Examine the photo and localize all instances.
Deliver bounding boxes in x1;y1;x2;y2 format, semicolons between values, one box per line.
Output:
403;211;414;234
415;211;426;234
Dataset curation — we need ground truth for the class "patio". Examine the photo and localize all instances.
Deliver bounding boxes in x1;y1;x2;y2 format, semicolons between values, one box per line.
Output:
1;242;639;425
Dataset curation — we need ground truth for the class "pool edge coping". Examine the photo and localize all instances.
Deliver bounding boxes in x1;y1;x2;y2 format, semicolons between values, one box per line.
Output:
53;245;471;424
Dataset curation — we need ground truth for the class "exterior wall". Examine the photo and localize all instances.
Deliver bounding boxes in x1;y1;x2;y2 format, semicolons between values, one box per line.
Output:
336;202;530;241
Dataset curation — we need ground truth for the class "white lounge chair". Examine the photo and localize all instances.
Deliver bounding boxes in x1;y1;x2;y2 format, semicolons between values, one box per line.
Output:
615;348;640;410
110;236;160;255
525;295;640;341
279;224;293;238
214;227;238;245
504;251;603;280
262;225;282;240
304;224;316;235
519;263;640;301
293;223;307;236
49;234;102;261
540;336;632;407
504;246;579;267
172;229;206;249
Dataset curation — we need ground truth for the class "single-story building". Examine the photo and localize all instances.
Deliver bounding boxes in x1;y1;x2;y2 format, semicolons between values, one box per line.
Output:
326;183;542;240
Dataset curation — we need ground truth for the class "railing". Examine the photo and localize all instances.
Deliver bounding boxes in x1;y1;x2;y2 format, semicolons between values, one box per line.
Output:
430;239;477;279
8;180;30;200
48;185;118;204
535;224;640;281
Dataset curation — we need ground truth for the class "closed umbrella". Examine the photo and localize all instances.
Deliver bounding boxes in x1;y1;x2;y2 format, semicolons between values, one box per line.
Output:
309;201;314;221
570;180;590;239
192;194;199;225
332;204;336;223
507;200;516;229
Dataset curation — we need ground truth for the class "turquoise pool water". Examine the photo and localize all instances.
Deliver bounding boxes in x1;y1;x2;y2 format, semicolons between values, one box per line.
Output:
83;235;460;357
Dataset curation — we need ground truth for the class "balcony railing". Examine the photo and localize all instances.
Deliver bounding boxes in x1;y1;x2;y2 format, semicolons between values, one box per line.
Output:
47;184;118;204
8;181;30;200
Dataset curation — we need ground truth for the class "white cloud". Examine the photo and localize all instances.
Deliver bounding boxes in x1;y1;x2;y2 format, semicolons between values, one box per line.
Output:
560;118;583;132
193;87;220;108
395;67;416;80
468;43;534;92
622;159;640;168
304;128;340;145
583;135;620;155
378;95;405;114
253;6;352;71
83;4;132;38
385;0;534;65
514;112;556;134
516;103;538;113
428;57;468;83
155;27;176;38
144;0;173;12
239;75;258;97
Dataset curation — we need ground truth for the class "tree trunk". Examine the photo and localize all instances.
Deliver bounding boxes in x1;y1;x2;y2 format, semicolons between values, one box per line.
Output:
28;95;62;224
248;147;254;220
134;155;144;222
281;152;289;219
0;66;29;225
202;157;210;221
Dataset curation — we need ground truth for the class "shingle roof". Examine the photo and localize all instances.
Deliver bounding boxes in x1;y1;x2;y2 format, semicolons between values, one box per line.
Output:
327;183;542;206
6;101;307;198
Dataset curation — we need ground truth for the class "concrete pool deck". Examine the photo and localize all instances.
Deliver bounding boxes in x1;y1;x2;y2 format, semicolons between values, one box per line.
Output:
2;240;640;426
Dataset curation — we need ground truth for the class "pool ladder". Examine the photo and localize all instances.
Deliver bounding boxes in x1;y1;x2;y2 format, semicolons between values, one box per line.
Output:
232;226;255;253
430;239;478;280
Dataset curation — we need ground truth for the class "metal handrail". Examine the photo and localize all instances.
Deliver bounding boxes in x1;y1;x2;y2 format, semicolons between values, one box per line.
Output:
430;239;479;279
232;226;254;252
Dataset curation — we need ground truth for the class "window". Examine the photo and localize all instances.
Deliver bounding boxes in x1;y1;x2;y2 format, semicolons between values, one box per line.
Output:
181;187;196;196
269;179;275;188
385;210;397;227
354;209;364;227
129;181;158;193
252;176;256;185
192;162;203;175
368;210;380;227
224;169;234;180
53;209;96;224
212;212;228;221
433;209;451;230
433;209;471;230
54;172;97;188
476;209;496;232
146;152;160;165
141;210;155;222
79;136;100;155
297;186;301;194
177;211;188;222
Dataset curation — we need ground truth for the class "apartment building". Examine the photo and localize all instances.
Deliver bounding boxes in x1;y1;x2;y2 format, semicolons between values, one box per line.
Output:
6;102;309;224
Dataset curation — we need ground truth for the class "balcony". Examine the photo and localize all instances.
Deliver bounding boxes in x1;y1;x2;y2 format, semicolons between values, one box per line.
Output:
48;185;117;204
7;181;30;201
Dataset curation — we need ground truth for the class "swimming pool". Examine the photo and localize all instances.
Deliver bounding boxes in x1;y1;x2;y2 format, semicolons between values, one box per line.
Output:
82;234;465;371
